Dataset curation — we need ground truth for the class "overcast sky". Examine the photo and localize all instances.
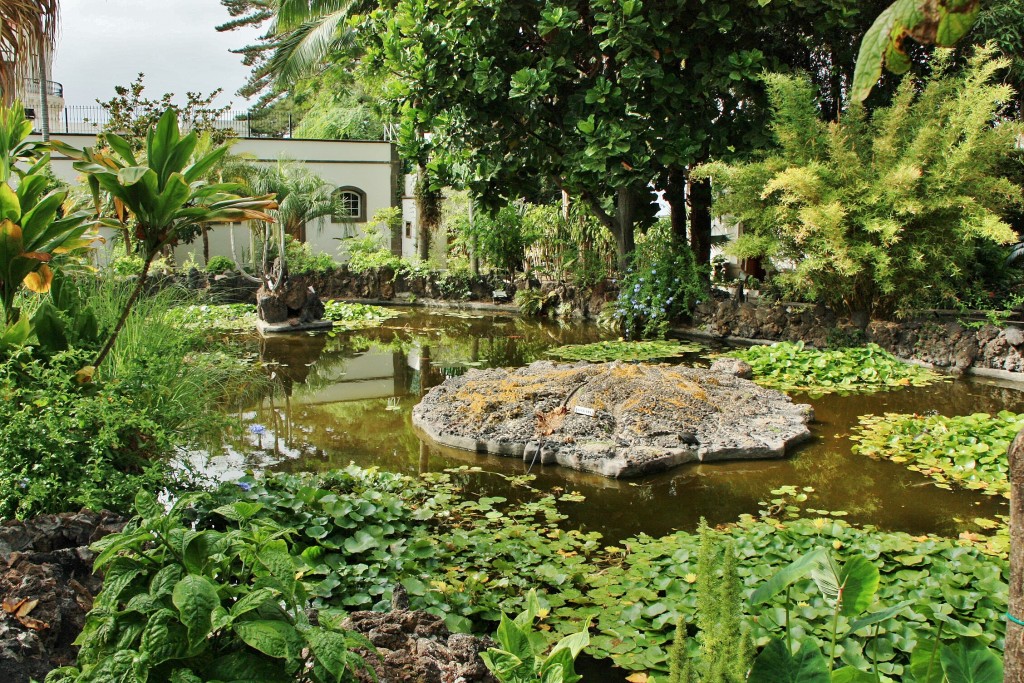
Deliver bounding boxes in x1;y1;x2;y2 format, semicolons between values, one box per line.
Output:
52;0;264;110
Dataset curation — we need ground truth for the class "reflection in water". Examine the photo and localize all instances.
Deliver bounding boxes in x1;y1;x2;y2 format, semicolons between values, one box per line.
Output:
204;308;1015;543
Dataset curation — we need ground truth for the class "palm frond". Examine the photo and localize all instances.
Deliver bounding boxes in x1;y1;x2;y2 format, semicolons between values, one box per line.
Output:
266;12;356;85
0;0;60;104
273;0;363;32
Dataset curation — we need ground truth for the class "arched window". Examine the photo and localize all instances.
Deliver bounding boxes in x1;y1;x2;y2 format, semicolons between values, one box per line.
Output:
332;186;366;223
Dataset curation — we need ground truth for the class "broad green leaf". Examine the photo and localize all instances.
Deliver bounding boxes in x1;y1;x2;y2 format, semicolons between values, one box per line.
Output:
831;668;876;683
172;574;220;647
749;638;830;683
134;489;164;521
31;301;68;353
234;619;304;659
939;638;1003;683
750;549;827;607
836;554;880;617
847;600;914;633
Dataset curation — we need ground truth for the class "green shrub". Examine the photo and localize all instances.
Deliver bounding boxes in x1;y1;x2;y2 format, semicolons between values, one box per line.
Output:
285;236;337;275
546;339;703;362
47;490;372;683
697;47;1023;320
0;349;179;519
611;221;707;339
204;255;237;274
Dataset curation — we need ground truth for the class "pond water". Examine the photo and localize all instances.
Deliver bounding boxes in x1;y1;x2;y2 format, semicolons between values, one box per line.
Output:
208;308;1016;544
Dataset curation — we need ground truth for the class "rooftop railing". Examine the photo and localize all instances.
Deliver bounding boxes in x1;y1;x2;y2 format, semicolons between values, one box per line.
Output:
50;105;397;141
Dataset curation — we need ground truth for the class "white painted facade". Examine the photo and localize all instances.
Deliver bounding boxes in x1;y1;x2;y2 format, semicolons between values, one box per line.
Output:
37;133;405;267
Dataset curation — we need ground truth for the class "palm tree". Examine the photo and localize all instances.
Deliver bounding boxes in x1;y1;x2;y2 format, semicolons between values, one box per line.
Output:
266;0;371;85
0;0;59;104
237;158;340;290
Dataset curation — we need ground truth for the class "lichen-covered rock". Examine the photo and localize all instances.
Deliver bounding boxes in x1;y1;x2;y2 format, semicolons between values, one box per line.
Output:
413;360;813;478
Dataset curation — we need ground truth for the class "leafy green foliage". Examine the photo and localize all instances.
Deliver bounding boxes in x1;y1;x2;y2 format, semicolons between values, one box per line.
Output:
57;465;1009;678
545;340;703;363
46;490;372;683
448;202;542;275
481;590;589;683
284;235;337;274
164;301;398;334
851;410;1024;498
698;48;1022;319
0;101;95;330
724;342;942;395
322;301;400;327
578;516;1006;676
0;349;180;519
852;0;980;102
611;223;707;339
203;255;237;274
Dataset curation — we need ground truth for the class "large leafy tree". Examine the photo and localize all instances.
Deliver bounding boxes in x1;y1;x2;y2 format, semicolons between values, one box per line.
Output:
367;0;892;268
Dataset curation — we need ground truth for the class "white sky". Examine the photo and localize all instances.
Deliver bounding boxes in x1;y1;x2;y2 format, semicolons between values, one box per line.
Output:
52;0;264;110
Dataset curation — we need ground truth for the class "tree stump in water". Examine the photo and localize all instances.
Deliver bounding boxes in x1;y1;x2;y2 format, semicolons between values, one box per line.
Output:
1007;430;1024;682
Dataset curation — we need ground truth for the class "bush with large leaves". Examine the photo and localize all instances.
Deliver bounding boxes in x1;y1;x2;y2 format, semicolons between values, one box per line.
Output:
0;102;94;346
55;109;277;368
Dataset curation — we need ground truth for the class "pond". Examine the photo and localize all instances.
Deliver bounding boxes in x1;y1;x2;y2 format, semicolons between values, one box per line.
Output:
204;308;1016;544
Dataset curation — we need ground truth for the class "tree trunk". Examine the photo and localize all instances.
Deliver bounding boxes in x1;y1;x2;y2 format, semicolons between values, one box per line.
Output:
664;169;688;246
36;49;49;143
689;177;713;267
1006;429;1024;683
613;186;640;272
469;199;480;276
202;225;210;264
415;166;441;263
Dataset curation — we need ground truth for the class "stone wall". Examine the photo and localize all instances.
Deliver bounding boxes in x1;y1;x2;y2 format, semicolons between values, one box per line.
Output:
184;266;617;317
691;299;1024;377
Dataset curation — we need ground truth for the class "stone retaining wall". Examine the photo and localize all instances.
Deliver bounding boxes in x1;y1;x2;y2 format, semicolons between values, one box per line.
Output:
182;267;616;317
691;299;1024;377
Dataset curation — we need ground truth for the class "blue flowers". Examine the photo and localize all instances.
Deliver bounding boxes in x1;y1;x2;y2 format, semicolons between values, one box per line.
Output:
248;424;267;435
237;482;252;492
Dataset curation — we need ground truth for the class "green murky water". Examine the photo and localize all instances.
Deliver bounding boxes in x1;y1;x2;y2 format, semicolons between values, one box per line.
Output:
209;307;1014;543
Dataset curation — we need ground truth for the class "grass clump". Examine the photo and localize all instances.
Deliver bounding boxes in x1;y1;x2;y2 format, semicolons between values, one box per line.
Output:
851;410;1024;499
546;339;703;362
724;341;942;395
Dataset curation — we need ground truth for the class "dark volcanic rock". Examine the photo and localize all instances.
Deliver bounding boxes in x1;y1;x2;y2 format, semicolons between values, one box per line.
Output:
342;589;497;683
0;510;124;683
413;360;813;478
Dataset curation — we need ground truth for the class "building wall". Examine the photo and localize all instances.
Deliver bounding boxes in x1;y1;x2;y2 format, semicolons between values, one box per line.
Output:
36;133;403;267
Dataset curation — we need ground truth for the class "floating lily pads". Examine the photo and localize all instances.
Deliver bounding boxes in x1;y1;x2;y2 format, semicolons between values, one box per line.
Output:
851;410;1024;498
545;339;704;362
724;341;943;395
322;301;401;328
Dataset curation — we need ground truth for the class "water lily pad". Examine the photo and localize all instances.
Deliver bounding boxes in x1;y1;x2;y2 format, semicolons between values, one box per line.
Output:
546;339;704;362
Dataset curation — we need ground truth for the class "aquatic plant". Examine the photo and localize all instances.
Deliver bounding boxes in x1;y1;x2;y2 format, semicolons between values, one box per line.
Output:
545;339;703;362
724;341;942;395
481;590;589;683
852;410;1024;499
166;301;399;334
64;467;1008;680
322;300;399;326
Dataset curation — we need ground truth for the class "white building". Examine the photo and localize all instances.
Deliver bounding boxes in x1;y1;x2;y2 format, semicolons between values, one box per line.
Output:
38;132;411;267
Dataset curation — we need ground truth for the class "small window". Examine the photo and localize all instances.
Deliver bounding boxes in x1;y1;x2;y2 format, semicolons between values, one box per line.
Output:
332;186;366;223
405;221;412;238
